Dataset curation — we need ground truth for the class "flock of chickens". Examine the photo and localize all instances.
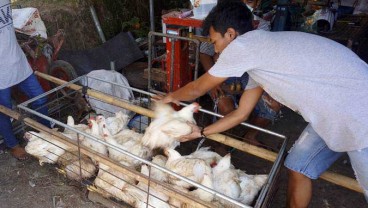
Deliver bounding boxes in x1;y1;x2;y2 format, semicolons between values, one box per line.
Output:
23;102;268;208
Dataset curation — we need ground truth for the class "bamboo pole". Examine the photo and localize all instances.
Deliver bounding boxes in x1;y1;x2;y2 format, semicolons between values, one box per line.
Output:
0;106;211;208
35;71;155;118
320;172;363;193
207;133;278;162
35;72;277;159
205;135;363;193
34;72;364;194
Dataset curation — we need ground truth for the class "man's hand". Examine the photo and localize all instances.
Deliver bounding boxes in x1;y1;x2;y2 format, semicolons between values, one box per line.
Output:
179;122;202;142
151;93;180;106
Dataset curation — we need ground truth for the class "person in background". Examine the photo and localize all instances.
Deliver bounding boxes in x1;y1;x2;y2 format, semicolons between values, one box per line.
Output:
158;1;368;206
0;0;50;160
199;0;282;148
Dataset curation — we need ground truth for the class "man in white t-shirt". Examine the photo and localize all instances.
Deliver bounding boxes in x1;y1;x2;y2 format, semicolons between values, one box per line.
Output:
157;1;368;206
199;0;281;150
0;0;50;160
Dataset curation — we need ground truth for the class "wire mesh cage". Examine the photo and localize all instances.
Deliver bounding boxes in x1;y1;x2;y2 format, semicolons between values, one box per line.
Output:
17;73;288;208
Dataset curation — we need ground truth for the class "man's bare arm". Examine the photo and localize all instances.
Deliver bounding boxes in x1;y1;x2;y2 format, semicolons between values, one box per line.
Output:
160;72;227;104
180;86;264;141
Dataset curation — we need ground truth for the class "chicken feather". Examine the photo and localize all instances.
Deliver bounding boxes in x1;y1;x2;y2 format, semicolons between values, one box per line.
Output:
165;148;211;189
142;103;200;150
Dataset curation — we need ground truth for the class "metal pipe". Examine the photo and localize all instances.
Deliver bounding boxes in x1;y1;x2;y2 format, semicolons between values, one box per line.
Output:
255;136;288;207
148;32;153;92
89;5;106;43
148;2;156;67
170;37;175;92
110;61;116;71
149;0;155;32
150;31;202;43
147;31;201;93
194;38;200;80
20;76;83;107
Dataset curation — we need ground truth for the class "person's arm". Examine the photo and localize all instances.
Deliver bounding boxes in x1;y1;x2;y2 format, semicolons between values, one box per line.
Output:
160;72;228;104
179;86;264;142
200;53;224;99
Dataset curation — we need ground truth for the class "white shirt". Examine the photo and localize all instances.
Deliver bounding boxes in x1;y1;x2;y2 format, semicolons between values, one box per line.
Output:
0;0;32;89
210;30;368;152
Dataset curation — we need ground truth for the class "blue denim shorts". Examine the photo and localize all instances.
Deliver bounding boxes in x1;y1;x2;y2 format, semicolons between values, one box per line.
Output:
285;124;368;200
253;95;280;122
284;124;344;179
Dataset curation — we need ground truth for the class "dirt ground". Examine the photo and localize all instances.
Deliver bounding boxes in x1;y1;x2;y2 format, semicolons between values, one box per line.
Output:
0;105;366;207
0;149;105;208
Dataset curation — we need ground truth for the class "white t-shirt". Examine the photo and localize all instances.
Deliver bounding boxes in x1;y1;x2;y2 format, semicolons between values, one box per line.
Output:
210;30;368;152
0;0;32;89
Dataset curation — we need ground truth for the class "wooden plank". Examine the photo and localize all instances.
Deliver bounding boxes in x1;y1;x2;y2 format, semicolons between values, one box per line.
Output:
88;191;128;208
143;68;167;83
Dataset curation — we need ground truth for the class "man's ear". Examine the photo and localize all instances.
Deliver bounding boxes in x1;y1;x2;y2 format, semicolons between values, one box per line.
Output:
226;28;237;41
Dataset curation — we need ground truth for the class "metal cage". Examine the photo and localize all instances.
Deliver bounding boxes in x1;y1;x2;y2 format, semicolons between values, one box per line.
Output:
17;73;288;208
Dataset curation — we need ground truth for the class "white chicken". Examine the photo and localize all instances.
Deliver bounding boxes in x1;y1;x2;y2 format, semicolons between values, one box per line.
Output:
188;173;214;202
94;162;138;206
237;170;268;205
66;115;87;131
149;155;169;183
113;128;143;145
212;154;241;202
80;119;108;158
57;151;97;181
132;160;191;208
24;131;70;166
132;164;171;208
188;147;222;168
173;102;200;123
62;115;89;141
97;111;129;135
165;148;211;189
142;102;200;150
102;125;151;168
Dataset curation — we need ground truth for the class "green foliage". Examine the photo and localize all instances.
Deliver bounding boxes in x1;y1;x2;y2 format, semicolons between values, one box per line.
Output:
90;0;189;39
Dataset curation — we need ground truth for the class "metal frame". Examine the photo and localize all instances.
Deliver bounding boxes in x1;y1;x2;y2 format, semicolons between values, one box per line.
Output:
18;75;288;208
147;31;201;94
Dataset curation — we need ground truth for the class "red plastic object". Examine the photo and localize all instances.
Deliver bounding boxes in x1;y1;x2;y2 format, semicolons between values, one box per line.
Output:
162;17;203;92
162;16;203;28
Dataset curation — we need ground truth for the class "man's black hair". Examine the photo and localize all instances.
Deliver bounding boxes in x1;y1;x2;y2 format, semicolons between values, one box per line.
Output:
202;1;253;37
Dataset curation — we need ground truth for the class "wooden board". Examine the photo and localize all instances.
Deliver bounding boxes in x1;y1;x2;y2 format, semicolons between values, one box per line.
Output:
88;191;130;208
143;68;167;83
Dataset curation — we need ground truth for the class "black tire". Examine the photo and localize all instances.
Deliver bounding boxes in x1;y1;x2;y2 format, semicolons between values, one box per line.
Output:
48;60;77;84
48;60;78;98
